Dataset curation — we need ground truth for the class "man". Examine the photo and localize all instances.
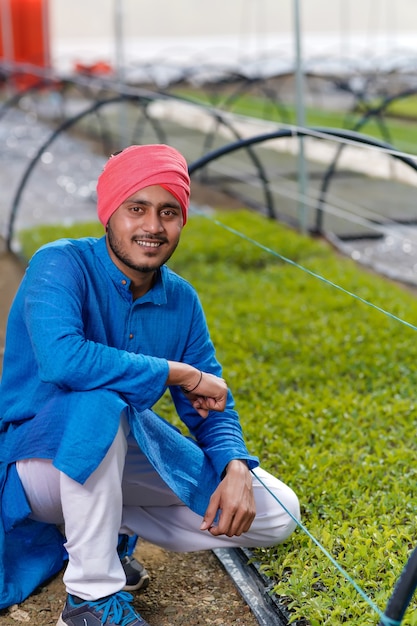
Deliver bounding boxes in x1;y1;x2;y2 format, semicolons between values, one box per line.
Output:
0;144;300;626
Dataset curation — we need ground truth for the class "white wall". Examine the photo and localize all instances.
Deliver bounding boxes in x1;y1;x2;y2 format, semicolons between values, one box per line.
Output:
50;0;417;39
48;0;417;70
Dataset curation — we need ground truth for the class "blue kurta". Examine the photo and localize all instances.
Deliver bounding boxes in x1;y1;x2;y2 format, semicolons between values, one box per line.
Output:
0;236;258;608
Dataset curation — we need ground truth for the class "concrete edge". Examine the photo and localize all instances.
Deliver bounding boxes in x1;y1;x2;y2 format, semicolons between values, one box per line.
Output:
213;548;289;626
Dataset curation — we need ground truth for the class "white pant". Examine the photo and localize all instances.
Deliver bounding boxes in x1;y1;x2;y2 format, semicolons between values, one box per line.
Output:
16;419;300;600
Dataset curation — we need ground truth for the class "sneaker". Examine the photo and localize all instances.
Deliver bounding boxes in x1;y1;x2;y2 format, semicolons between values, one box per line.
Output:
121;555;150;592
117;535;150;592
56;591;149;625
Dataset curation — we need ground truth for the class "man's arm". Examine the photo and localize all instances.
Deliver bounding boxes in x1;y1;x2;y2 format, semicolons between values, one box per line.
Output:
167;288;259;536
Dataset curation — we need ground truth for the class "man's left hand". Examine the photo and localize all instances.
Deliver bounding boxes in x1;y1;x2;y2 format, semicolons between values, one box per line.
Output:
200;460;256;537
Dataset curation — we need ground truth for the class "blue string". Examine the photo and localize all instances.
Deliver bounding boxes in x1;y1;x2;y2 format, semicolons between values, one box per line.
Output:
195;211;417;333
251;469;386;622
379;619;402;626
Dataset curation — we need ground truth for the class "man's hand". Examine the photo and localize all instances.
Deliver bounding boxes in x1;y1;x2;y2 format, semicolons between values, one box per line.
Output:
200;460;256;537
166;362;228;418
184;371;228;418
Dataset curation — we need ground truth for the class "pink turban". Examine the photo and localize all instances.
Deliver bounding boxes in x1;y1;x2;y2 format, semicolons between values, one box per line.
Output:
97;144;190;226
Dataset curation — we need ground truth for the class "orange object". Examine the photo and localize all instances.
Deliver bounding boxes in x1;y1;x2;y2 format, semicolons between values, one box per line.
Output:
0;0;50;89
74;61;114;76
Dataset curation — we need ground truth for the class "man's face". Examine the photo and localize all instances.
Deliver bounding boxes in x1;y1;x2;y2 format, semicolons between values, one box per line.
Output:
106;185;184;278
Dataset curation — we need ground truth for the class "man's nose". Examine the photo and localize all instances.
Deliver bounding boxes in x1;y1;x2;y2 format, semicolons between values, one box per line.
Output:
142;210;164;233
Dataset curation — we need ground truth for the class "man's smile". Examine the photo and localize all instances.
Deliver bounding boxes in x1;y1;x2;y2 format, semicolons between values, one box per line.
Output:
135;240;163;248
132;236;168;249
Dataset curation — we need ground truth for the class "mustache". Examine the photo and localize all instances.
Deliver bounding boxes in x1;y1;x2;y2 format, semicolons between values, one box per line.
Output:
132;234;168;244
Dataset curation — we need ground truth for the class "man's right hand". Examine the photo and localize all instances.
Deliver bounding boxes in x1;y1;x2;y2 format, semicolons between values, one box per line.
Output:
184;371;228;417
166;362;228;418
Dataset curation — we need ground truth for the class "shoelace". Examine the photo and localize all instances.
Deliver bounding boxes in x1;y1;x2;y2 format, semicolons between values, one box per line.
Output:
89;591;141;625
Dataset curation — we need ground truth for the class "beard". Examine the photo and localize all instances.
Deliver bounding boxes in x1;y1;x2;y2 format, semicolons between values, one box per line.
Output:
107;225;179;274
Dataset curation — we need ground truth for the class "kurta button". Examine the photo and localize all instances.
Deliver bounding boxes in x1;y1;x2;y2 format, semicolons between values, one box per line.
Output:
129;333;134;339
121;279;127;285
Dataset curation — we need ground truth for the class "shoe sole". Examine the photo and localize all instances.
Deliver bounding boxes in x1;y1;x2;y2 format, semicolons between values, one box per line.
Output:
56;616;66;626
123;573;150;592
